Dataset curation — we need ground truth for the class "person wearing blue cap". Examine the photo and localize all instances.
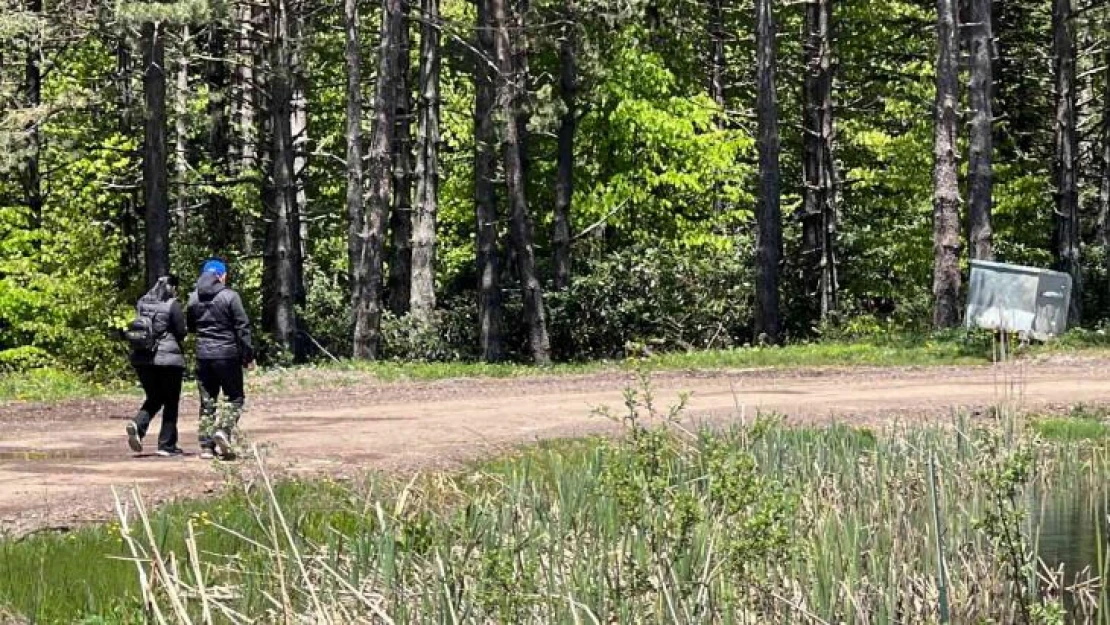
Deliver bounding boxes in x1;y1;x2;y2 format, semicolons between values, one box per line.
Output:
186;258;255;460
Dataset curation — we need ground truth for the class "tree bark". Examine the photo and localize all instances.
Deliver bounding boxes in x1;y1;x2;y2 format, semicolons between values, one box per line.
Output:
262;0;302;354
345;0;368;358
234;0;262;254
552;0;577;291
1052;0;1081;326
494;0;551;365
143;20;170;288
174;25;190;232
116;34;141;289
475;0;504;361
967;0;994;261
205;17;236;255
23;0;42;248
802;0;838;322
1100;24;1110;294
708;0;725;110
388;1;414;315
754;0;782;344
353;0;403;358
410;0;441;318
290;3;308;308
932;0;962;329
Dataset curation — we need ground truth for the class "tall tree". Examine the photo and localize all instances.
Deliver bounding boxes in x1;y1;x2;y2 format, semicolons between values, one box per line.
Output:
1101;29;1110;287
142;19;170;287
116;34;141;288
802;0;838;321
388;2;414;315
474;0;503;361
344;0;367;355
552;0;577;291
493;0;551;364
707;0;725;110
967;0;993;261
410;0;440;317
262;0;303;354
353;0;403;358
291;5;309;288
22;0;43;245
932;0;961;328
205;15;236;256
1052;0;1081;325
754;0;781;343
173;25;190;232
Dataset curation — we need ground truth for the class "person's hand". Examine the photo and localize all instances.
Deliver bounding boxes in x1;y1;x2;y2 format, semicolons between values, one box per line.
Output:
245;361;257;371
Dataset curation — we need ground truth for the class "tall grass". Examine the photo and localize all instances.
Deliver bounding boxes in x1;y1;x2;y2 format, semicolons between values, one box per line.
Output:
7;396;1110;624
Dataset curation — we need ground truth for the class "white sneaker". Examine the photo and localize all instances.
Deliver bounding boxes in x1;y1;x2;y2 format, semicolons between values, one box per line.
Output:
212;431;235;460
199;448;215;460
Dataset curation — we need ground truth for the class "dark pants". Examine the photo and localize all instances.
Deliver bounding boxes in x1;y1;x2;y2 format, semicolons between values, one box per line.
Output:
133;365;183;451
197;358;245;448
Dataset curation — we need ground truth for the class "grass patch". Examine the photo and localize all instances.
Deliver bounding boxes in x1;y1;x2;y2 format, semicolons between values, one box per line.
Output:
1032;417;1110;442
0;368;131;403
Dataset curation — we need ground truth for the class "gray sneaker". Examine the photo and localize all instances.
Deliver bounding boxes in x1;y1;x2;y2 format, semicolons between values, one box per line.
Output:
156;447;184;458
199;448;215;460
126;423;143;453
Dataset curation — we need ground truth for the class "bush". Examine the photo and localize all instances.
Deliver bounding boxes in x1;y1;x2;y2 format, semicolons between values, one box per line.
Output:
380;302;478;362
547;244;753;360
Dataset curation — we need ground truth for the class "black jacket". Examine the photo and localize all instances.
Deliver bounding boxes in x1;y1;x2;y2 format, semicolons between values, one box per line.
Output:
187;273;255;363
130;298;187;369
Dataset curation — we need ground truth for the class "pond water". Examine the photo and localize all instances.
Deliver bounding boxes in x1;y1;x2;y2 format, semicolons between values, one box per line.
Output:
1033;484;1110;619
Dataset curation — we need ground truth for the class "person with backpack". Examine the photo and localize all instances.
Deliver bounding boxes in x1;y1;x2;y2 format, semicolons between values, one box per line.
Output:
125;275;187;457
186;259;255;460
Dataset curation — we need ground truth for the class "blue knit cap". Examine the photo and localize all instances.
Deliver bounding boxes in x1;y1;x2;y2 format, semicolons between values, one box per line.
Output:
201;259;227;276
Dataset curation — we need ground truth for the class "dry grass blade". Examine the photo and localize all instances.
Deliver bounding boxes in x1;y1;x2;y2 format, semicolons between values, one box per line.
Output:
186;520;214;624
253;445;329;623
132;489;194;624
112;487;168;625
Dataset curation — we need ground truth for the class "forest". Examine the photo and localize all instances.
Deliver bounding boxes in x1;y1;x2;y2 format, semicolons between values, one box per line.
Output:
0;0;1108;376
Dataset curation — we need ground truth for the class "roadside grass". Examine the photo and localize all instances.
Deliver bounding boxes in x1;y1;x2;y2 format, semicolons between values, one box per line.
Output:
2;407;1109;623
5;329;1110;403
1031;404;1110;442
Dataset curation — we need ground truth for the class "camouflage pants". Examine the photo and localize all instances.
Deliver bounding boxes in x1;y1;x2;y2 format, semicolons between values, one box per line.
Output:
197;385;243;449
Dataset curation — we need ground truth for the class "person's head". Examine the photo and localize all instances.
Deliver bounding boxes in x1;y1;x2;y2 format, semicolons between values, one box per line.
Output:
147;274;179;301
201;258;228;283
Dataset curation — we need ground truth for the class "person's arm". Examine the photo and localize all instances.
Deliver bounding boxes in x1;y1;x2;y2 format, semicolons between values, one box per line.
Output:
169;300;187;343
229;292;255;364
186;294;198;333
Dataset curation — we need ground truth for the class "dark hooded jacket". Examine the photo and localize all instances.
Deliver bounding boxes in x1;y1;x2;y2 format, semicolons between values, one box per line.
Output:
186;273;255;363
130;278;187;368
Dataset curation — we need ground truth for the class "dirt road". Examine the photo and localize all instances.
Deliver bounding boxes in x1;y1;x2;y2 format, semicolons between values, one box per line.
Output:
1;357;1106;536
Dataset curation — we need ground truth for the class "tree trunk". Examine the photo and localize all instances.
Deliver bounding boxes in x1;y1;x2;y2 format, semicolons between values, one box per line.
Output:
23;0;42;248
290;3;308;308
116;34;141;289
353;0;403;358
494;0;551;365
174;25;190;232
552;0;577;291
1052;0;1081;326
932;0;962;329
475;0;504;361
234;0;262;254
206;17;236;256
262;0;302;354
1100;27;1110;295
754;0;782;344
388;2;414;315
708;0;725;110
802;0;838;322
967;0;994;261
344;0;368;358
143;20;170;288
410;0;440;318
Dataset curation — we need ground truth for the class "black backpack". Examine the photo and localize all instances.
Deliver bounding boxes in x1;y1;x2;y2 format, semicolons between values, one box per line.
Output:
124;314;157;353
